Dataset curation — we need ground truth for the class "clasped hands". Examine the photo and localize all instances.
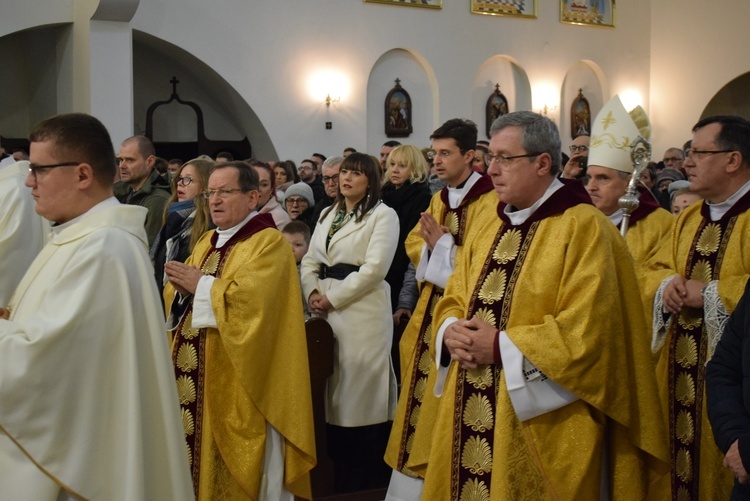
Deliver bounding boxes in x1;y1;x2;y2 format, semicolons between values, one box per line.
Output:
164;261;204;296
308;292;332;318
663;276;705;315
444;316;497;370
419;212;449;251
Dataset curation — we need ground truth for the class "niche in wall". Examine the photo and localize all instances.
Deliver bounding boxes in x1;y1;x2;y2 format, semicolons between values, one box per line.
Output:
561;60;606;148
702;72;750;120
473;55;532;139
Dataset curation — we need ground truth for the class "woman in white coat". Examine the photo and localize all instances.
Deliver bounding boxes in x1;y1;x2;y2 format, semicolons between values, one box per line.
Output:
301;152;399;491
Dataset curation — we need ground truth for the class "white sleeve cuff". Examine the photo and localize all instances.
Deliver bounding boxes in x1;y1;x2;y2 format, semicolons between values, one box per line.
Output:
499;331;578;422
652;274;678;353
191;275;218;329
433;316;458;397
415;244;430;281
423;233;456;288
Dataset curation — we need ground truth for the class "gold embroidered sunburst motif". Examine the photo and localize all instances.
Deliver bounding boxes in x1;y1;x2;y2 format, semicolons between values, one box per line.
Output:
430;293;443;316
675;334;698;368
696;223;721;256
690;259;713;284
677;312;702;331
176;344;198;372
463;393;494;432
473;308;497;328
423;323;432;345
406;432;415;453
461;436;493;476
466;366;493;390
459;477;491;501
182;407;195;436
186;442;193;467
418;351;432;374
176;375;197;405
676;372;696;406
676;448;692;483
181;312;198;340
409;405;421;427
676;486;690;501
202;250;220;275
492;229;521;264
676;410;695;445
414;376;427;401
478;269;507;304
444;212;460;235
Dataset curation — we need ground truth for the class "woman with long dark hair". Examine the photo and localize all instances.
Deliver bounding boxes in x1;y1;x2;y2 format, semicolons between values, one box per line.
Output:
300;153;399;491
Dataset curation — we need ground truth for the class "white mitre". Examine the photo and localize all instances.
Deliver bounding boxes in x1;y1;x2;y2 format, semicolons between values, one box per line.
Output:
589;95;651;174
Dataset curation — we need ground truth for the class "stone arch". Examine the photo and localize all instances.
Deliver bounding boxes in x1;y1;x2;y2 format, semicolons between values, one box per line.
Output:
366;48;438;152
473;55;532;140
560;60;607;146
702;72;750;119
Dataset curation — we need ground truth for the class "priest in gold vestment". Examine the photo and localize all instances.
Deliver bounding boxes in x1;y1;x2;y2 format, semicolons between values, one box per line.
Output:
165;161;316;500
422;111;669;500
652;116;750;500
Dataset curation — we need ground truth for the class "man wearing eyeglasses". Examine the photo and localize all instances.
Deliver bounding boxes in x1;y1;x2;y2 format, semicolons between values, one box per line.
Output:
163;161;316;500
420;111;668;499
312;155;343;222
653;115;750;500
298;158;326;204
0;113;194;500
560;134;590;179
115;135;171;247
662;147;685;174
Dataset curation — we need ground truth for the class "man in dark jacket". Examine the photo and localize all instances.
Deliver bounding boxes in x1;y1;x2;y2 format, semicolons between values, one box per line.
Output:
707;279;750;500
115;135;171;247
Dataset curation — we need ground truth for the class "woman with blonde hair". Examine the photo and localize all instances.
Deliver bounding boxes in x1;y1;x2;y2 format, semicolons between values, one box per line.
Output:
381;144;432;313
150;157;214;292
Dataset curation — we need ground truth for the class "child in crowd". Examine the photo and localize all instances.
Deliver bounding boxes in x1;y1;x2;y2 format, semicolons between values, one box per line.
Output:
282;221;311;318
671;186;703;216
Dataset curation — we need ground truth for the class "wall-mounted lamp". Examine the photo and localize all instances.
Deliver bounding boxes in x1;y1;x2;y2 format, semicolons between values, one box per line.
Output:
325;94;340;108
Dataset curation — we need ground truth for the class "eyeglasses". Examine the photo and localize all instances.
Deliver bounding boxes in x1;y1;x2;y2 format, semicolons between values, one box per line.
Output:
569;145;589;153
486;152;541;168
684;149;734;161
176;176;194;186
322;174;340;184
202;188;243;200
28;161;80;180
427;149;460;160
286;197;308;206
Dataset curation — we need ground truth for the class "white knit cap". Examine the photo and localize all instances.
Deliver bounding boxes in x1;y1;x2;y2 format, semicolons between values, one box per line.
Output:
588;95;651;174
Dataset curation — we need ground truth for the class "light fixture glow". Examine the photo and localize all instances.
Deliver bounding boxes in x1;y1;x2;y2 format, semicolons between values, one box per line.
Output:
308;70;349;107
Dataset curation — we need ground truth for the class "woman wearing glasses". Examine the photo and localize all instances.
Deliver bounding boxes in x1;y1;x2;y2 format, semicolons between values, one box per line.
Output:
300;153;399;491
151;156;215;292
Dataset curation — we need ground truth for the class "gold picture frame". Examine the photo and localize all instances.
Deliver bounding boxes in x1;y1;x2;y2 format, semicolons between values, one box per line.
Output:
364;0;441;9
561;0;615;27
471;0;536;18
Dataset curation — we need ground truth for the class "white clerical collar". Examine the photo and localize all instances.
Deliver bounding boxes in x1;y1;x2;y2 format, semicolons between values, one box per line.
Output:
215;211;258;248
707;177;750;221
607;208;624;227
447;171;482;209
51;196;119;236
503;178;563;225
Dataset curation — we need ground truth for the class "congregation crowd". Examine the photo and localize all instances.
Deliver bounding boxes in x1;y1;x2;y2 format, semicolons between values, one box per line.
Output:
2;94;750;500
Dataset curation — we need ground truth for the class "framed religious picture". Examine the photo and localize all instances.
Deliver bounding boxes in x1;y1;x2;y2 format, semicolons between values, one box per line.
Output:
385;79;413;138
571;88;591;138
485;84;509;138
364;0;441;9
471;0;536;18
561;0;614;27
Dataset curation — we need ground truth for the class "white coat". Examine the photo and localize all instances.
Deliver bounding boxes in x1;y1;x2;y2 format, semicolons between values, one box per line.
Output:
301;201;399;427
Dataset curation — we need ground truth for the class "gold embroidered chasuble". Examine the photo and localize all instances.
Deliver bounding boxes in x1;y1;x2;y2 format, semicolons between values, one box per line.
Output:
165;214;316;500
652;195;750;500
423;182;669;500
385;176;496;477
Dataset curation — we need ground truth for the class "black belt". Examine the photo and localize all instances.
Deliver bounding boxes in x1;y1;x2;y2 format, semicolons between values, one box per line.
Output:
319;263;360;280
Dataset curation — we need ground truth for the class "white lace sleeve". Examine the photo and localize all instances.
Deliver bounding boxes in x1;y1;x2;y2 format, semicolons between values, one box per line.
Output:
702;280;730;362
652;274;679;353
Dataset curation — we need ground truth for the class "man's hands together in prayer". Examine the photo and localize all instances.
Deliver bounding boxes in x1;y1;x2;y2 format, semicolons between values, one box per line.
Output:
444;316;497;369
419;212;449;251
663;276;706;314
164;261;204;296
